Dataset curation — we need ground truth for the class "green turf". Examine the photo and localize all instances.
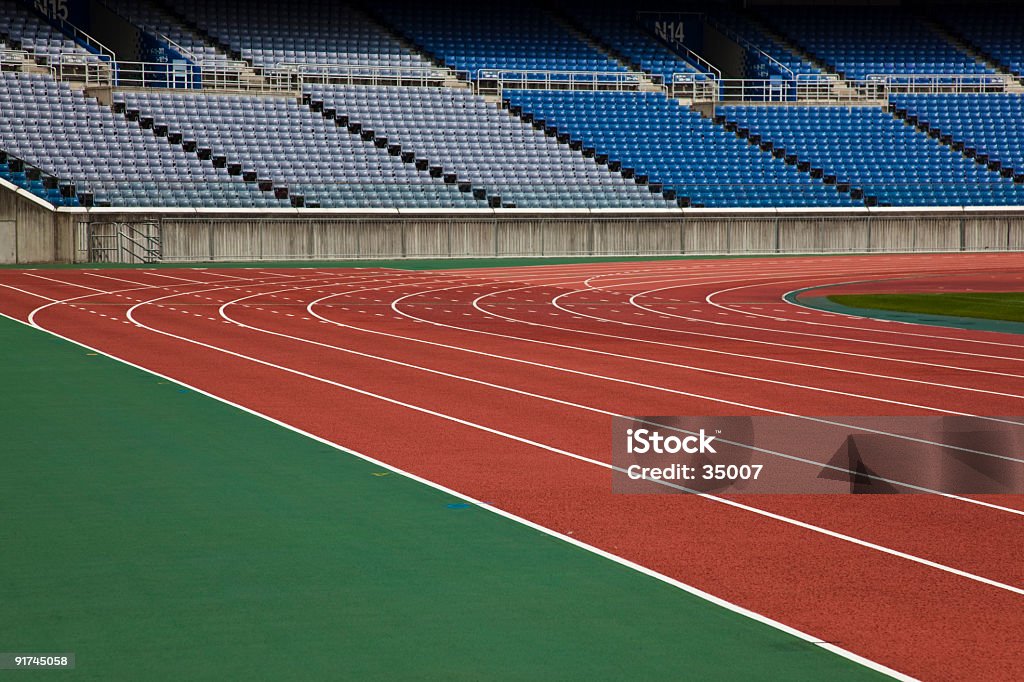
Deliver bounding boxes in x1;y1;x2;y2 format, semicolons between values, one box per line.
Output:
0;314;885;680
829;292;1024;324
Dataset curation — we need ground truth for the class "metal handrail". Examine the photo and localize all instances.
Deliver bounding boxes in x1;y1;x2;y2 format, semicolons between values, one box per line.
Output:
278;63;467;87
674;77;888;104
477;69;649;97
702;13;793;81
57;20;115;61
864;73;1013;94
636;11;722;80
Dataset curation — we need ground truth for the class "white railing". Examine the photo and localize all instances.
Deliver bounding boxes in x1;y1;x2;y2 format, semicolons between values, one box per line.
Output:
477;69;650;97
864;73;1014;94
56;53;114;86
670;72;718;100
674;76;888;104
0;48;31;68
636;11;722;80
58;57;294;92
277;63;468;88
57;20;115;61
702;14;793;81
157;33;251;71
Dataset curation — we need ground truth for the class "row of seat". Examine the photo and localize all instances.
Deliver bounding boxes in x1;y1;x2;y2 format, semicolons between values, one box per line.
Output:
762;7;994;81
307;85;669;208
892;93;1024;176
506;90;859;208
718;104;1024;206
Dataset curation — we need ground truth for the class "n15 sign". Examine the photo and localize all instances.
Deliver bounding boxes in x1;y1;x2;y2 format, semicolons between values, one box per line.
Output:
654;21;685;44
34;0;69;21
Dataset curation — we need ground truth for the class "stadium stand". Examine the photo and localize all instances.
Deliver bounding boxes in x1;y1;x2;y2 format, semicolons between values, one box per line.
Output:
0;0;94;65
4;1;1024;212
938;5;1024;78
761;7;994;81
703;7;822;79
505;90;858;208
173;0;432;70
305;85;669;208
101;0;230;65
557;5;707;84
120;91;480;208
891;93;1024;182
0;71;274;208
375;2;626;77
717;104;1024;206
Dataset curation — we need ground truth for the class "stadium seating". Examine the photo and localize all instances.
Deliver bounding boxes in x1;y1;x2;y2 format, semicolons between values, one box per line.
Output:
0;71;275;208
762;8;993;81
560;6;706;83
102;0;229;65
939;6;1024;77
505;90;857;208
0;0;94;65
307;85;669;208
717;104;1024;206
703;7;822;79
375;2;625;78
892;93;1024;180
121;91;481;208
173;0;432;70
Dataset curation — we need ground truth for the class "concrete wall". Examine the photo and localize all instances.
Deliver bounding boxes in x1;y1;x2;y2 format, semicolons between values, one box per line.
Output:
0;182;61;264
84;210;1024;263
5;188;1024;264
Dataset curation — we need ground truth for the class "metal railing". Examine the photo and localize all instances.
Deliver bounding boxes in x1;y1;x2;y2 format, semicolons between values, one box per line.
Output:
56;20;115;61
87;222;161;263
56;56;294;92
864;73;1015;94
278;63;467;88
673;76;887;104
636;11;722;80
670;72;719;100
0;48;32;69
702;13;792;81
56;53;113;86
477;69;651;97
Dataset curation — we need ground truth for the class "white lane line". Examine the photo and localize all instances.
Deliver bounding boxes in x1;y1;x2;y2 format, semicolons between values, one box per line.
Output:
0;284;58;301
705;276;1024;349
387;274;1024;429
212;283;1024;516
0;305;912;682
117;285;1024;600
297;272;1024;464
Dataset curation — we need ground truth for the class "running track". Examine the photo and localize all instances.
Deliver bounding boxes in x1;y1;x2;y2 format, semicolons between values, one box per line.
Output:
2;253;1023;681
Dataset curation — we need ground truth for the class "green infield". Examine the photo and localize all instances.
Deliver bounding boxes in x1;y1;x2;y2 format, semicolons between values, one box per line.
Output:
828;293;1024;324
0;313;885;681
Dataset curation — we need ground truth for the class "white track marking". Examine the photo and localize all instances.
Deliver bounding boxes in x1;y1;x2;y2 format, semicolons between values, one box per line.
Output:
0;306;914;681
630;276;1024;356
0;284;57;301
529;269;1024;377
382;274;1024;427
455;275;1024;402
108;284;1024;597
208;283;1024;516
298;272;1024;462
706;276;1024;348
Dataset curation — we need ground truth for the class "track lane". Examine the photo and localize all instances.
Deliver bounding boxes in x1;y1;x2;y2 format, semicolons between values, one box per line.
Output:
3;257;1024;681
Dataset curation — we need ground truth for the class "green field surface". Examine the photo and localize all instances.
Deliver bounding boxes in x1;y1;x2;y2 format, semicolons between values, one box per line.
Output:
829;293;1024;324
0;313;883;680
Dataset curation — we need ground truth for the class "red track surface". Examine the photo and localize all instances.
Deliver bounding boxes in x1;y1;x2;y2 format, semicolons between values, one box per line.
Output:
2;253;1023;681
